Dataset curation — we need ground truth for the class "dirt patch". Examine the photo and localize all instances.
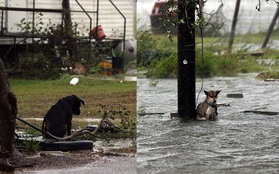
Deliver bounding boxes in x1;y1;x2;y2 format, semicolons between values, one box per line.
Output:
1;149;135;173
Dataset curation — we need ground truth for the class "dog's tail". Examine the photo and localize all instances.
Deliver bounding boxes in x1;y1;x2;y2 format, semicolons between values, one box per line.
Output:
41;120;45;136
42;120;50;137
80;99;85;105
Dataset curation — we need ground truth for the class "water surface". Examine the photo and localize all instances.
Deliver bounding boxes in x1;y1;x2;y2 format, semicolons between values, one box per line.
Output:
137;75;279;173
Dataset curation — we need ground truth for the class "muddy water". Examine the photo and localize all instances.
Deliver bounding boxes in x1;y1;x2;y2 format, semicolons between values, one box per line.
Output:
137;74;279;173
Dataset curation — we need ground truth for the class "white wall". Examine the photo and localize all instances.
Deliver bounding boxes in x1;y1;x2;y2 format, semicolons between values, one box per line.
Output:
3;0;28;32
1;0;136;39
98;0;136;40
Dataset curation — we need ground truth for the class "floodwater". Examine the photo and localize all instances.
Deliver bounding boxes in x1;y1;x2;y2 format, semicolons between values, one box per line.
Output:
137;74;279;173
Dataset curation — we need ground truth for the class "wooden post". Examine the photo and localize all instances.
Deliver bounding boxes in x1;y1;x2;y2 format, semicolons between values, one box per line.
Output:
177;1;196;120
228;0;241;53
261;6;279;49
0;59;18;167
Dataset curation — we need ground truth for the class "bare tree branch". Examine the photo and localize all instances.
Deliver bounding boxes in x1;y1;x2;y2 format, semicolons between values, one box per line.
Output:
44;109;119;141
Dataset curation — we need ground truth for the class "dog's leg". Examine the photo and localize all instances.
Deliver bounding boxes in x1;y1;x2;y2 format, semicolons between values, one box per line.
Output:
67;120;72;136
196;102;207;121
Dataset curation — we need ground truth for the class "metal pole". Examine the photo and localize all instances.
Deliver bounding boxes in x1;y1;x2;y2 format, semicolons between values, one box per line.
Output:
228;0;241;53
178;1;196;120
261;6;279;49
108;0;126;51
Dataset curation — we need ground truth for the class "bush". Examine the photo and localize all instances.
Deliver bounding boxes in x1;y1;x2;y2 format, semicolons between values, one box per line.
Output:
139;33;269;78
136;30;157;67
196;47;218;77
147;52;177;78
145;47;260;78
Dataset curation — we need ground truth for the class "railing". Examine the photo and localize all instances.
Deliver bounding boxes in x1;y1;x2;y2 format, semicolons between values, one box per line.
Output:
108;0;126;51
0;0;99;43
0;0;126;49
74;0;96;43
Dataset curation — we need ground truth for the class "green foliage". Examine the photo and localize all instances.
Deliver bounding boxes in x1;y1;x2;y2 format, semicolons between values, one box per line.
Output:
146;52;177;78
142;32;277;78
256;71;279;79
23;139;40;152
25;128;42;136
136;30;157;67
15;47;62;79
13;12;114;79
196;47;218;77
213;55;239;76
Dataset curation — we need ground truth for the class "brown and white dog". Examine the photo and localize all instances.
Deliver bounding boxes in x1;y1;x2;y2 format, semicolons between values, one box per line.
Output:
196;90;221;121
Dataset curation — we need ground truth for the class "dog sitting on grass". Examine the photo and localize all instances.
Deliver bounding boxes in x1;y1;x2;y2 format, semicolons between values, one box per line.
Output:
42;95;85;139
196;90;221;121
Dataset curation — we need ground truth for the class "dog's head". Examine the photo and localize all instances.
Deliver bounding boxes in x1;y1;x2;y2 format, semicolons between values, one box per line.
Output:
65;95;85;115
204;90;221;106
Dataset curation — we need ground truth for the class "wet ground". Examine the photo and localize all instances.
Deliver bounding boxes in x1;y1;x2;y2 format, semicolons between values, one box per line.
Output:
16;156;136;174
137;74;279;173
12;138;136;174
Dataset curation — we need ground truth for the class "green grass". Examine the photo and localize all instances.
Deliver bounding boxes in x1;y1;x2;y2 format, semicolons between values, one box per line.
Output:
11;75;136;138
143;33;279;78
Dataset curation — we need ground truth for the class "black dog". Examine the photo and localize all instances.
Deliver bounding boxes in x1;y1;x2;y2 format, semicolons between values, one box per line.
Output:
42;95;85;138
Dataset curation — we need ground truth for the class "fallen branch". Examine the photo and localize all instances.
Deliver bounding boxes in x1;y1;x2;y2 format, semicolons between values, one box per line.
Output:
45;109;119;141
46;130;94;141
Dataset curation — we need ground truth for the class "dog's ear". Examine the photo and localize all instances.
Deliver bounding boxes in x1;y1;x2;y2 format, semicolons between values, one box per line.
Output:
216;90;221;95
204;90;209;96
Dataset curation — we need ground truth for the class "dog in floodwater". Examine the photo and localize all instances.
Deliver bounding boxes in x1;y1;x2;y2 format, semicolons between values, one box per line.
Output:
196;90;221;121
42;95;85;138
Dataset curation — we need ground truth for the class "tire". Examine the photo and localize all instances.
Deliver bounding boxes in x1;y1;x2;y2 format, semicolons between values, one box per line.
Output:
39;140;94;151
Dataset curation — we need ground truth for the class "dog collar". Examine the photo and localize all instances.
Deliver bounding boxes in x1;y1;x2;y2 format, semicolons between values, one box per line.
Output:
206;100;217;108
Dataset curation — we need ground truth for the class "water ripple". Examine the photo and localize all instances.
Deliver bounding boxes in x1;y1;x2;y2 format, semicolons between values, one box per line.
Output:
137;76;279;174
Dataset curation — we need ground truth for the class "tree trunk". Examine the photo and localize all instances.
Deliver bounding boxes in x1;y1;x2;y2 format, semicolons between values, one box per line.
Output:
0;59;17;160
177;1;196;120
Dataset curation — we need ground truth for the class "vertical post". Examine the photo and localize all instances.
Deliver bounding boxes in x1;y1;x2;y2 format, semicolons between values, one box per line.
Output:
228;0;241;53
177;1;196;120
0;59;18;166
62;0;72;34
261;6;279;49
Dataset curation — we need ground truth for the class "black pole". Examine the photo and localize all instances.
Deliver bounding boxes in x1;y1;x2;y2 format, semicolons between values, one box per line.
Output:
62;0;72;34
16;117;59;141
177;1;196;120
228;0;241;53
261;6;279;49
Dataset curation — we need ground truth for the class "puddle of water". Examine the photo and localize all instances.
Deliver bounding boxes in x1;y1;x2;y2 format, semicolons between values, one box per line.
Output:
137;74;279;173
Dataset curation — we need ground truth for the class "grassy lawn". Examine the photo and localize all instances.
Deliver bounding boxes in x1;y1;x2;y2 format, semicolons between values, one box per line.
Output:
144;32;279;78
11;75;136;138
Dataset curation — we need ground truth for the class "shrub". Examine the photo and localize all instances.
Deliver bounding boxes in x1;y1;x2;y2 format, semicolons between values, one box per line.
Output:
196;47;218;78
136;30;157;67
147;52;177;78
